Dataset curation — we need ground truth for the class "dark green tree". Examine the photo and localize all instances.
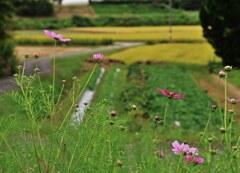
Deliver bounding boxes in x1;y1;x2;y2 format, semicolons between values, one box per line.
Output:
0;0;16;77
200;0;240;66
12;0;53;17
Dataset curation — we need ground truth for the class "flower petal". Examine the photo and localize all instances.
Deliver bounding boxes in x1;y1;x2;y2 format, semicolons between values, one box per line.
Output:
56;34;63;39
157;88;170;96
172;140;181;149
44;30;53;38
172;94;185;99
194;157;204;164
60;38;71;42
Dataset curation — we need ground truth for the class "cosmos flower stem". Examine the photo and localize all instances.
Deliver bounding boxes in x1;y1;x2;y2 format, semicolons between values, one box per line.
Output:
176;152;184;172
228;105;234;146
163;99;170;127
223;74;229;146
52;63;98;172
58;63;98;132
197;113;213;149
52;40;57;113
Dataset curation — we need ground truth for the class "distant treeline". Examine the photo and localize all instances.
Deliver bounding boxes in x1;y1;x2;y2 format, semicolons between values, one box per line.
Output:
12;0;53;17
90;0;201;10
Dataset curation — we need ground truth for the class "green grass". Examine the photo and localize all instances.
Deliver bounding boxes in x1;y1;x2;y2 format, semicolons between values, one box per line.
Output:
109;43;221;65
93;4;199;23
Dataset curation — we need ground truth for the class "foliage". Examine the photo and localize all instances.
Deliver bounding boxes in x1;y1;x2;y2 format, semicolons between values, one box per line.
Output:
200;0;240;67
12;0;53;17
14;18;72;30
0;0;16;77
72;12;199;27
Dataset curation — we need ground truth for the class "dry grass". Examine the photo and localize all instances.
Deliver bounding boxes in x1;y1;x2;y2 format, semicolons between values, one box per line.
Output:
109;43;221;65
67;26;202;33
15;46;89;61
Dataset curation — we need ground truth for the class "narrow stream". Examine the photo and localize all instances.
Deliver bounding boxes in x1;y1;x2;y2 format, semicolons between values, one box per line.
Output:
72;67;105;123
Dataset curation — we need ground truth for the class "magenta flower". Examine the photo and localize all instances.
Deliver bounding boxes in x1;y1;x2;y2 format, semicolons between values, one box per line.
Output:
44;30;71;42
227;98;240;104
184;155;204;164
172;140;189;155
93;53;104;60
157;88;185;99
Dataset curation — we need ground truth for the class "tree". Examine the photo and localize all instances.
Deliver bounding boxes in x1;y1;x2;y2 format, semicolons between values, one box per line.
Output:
200;0;240;66
0;0;16;77
12;0;53;17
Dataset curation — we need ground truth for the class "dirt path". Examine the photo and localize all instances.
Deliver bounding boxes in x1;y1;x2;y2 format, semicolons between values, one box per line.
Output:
198;74;240;112
0;42;143;93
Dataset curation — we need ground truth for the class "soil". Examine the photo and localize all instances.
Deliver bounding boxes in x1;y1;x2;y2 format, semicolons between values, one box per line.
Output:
198;74;240;114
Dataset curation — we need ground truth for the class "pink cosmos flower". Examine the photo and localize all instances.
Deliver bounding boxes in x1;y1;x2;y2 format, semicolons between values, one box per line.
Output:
157;88;185;99
184;155;204;164
44;30;71;42
227;98;240;104
93;53;104;60
172;140;189;155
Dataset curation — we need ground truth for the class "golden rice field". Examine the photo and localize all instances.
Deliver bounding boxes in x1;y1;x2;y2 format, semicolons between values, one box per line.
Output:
14;26;204;42
109;43;221;65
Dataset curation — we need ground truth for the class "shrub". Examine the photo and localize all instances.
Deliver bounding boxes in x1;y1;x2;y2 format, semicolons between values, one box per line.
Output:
0;0;16;77
14;18;72;30
72;15;199;27
12;0;53;17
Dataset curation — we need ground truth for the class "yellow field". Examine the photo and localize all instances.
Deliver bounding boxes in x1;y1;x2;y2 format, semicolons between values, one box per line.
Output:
67;26;202;33
109;43;221;65
15;26;204;42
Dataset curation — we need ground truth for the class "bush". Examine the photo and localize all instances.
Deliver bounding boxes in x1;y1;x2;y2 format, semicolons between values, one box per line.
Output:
13;0;53;17
0;39;16;77
14;18;72;30
72;15;199;27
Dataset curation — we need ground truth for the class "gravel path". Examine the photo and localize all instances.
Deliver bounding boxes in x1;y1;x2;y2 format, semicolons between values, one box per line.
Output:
0;42;143;92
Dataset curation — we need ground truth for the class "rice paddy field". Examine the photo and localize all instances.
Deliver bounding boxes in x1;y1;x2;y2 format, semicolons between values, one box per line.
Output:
14;26;204;46
109;43;221;65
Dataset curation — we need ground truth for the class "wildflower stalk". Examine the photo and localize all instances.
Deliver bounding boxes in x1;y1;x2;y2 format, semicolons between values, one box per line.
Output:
58;63;98;131
52;40;57;112
163;99;170;127
223;74;229;147
52;63;98;172
15;71;45;169
198;113;213;147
